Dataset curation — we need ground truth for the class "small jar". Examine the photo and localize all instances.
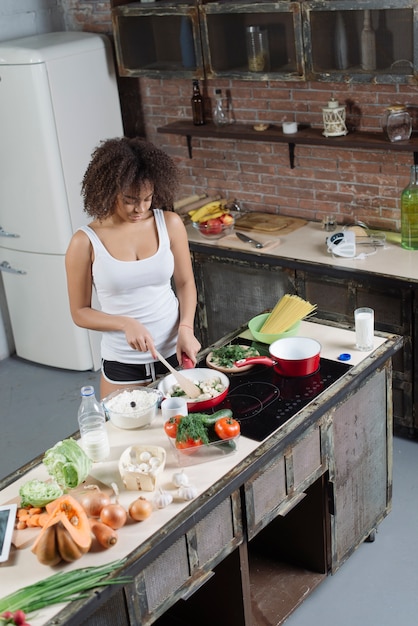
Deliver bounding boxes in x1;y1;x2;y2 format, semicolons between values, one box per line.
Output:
382;105;412;142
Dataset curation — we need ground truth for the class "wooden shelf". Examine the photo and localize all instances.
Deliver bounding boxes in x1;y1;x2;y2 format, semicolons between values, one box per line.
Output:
157;120;418;168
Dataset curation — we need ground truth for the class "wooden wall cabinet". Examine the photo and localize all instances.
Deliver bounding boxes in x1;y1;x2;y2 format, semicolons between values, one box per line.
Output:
303;0;415;84
111;1;204;79
111;0;418;83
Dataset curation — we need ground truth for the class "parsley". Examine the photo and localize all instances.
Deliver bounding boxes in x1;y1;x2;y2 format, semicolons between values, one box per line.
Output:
210;344;259;369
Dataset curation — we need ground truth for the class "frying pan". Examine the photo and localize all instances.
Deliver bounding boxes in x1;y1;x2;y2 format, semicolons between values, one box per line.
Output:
235;337;321;377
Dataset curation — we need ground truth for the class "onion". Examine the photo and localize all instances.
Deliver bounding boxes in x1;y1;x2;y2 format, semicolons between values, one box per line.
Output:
79;485;111;518
129;497;153;522
99;503;127;529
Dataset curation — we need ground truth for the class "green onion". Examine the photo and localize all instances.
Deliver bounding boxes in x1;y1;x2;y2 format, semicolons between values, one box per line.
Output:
0;559;131;616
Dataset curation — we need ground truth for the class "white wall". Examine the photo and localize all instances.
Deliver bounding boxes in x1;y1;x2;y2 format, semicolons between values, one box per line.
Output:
0;0;65;359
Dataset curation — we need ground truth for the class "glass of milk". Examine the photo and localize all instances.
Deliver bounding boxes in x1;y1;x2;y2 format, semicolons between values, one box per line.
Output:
354;307;374;351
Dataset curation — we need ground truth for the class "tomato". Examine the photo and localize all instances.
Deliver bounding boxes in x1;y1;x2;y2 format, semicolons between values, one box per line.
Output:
164;415;182;438
214;417;241;440
175;437;203;449
200;218;223;235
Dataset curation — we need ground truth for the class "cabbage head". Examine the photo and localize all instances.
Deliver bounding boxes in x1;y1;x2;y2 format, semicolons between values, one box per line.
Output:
19;479;63;508
43;438;92;489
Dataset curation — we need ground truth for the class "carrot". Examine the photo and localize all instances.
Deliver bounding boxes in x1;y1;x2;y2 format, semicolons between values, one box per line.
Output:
15;506;48;529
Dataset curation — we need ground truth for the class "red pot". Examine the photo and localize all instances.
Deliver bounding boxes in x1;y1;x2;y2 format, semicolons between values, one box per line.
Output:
235;337;321;377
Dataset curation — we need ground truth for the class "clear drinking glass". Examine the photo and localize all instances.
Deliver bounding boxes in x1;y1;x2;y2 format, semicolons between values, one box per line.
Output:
354;307;374;351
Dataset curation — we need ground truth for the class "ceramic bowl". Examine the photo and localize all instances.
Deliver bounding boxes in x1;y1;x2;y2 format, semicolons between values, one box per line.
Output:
248;313;301;344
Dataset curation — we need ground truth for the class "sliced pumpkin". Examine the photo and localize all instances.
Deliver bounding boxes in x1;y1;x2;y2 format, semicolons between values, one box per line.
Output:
32;494;92;565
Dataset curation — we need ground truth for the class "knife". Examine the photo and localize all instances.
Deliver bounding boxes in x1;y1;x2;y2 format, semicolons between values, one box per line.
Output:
236;232;264;249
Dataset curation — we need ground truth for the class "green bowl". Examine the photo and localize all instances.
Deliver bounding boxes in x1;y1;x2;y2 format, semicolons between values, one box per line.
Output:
248;313;301;345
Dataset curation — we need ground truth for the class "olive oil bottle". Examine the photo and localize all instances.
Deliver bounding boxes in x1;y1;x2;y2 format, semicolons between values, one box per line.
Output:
401;165;418;250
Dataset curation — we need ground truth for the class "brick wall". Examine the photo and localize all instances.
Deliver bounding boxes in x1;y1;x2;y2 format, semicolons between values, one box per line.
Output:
64;0;418;232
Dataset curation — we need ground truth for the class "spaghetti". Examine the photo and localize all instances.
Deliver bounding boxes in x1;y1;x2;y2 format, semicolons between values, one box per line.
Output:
260;294;317;334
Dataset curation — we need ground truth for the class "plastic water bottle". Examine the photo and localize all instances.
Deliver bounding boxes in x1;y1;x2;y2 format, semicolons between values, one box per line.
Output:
77;385;110;462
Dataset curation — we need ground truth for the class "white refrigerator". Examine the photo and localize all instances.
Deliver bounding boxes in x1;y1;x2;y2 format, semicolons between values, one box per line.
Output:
0;32;124;370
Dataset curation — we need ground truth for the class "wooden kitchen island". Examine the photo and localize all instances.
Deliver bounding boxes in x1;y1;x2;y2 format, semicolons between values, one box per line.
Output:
0;321;401;626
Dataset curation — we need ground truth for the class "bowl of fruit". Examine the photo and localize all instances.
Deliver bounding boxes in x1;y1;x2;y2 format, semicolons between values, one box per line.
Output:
189;201;235;239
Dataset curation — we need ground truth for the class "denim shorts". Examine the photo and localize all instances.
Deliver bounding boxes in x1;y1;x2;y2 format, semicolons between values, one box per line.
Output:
102;354;178;385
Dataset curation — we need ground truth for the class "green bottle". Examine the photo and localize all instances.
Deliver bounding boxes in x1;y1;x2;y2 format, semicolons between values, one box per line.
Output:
401;165;418;250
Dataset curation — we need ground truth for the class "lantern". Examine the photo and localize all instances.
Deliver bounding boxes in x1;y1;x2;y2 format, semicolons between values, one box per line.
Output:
322;98;348;137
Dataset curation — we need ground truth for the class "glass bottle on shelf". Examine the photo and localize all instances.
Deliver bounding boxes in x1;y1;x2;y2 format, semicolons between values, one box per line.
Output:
361;9;376;71
191;80;205;126
213;89;228;127
401;165;418;250
77;385;110;462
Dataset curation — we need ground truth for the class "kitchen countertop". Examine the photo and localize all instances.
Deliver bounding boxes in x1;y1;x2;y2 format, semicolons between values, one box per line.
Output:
0;321;396;625
187;220;418;283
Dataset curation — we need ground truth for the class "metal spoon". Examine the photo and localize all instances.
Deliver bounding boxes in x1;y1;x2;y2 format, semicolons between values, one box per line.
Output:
155;350;201;399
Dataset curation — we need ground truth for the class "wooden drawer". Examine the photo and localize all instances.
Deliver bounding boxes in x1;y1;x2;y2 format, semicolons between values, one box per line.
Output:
290;424;322;490
129;491;243;624
245;424;324;539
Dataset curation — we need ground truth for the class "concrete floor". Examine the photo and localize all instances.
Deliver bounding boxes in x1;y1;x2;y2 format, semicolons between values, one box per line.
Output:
0;354;417;624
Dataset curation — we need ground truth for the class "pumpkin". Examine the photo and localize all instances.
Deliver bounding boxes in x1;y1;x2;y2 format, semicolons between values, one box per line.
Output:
32;494;92;565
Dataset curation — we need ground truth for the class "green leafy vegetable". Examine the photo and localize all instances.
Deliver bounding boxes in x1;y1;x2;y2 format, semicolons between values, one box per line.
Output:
19;479;63;508
0;559;131;616
43;438;92;489
176;413;210;445
210;344;259;369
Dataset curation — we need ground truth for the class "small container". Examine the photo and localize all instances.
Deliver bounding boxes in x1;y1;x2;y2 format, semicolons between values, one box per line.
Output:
354;307;374;351
119;445;166;491
77;385;110;462
161;397;188;421
382;105;412;143
282;121;298;135
246;26;270;72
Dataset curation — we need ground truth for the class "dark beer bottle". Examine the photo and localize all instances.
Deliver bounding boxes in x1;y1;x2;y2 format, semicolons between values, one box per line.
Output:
191;80;205;126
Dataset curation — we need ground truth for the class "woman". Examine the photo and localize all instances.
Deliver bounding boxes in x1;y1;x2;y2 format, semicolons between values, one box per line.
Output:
65;137;201;398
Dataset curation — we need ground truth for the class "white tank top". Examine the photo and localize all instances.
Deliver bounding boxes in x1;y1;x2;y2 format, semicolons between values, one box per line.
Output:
79;209;178;364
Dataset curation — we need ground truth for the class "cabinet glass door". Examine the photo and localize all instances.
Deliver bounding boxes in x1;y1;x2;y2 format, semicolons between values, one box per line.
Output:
200;1;304;80
303;0;415;83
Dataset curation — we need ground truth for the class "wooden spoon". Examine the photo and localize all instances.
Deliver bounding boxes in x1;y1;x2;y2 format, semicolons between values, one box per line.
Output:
155;350;201;399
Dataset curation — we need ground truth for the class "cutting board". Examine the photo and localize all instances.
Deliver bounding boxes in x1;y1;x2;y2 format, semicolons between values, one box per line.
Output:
235;212;307;234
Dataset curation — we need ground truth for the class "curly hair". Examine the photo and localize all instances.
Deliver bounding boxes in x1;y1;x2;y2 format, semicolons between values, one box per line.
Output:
81;137;179;219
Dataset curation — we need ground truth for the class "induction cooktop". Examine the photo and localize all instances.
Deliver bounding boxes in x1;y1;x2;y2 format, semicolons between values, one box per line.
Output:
203;351;352;442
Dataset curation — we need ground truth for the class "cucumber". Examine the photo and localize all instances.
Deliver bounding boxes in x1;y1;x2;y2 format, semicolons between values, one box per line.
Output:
199;408;233;425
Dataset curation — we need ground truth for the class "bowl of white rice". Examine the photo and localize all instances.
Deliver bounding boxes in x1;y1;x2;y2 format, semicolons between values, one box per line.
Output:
102;387;163;429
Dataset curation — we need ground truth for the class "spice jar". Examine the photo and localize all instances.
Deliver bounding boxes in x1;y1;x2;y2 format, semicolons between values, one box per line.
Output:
382;105;412;143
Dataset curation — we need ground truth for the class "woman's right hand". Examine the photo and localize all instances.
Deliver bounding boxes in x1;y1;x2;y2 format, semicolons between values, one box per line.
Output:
122;318;156;357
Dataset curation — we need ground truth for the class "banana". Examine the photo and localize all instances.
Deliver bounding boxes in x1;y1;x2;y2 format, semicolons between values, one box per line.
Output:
197;210;225;223
189;199;227;222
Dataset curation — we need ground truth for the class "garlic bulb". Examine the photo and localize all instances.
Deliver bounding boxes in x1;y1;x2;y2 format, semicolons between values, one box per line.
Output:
177;484;198;501
172;469;189;488
153;489;173;509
